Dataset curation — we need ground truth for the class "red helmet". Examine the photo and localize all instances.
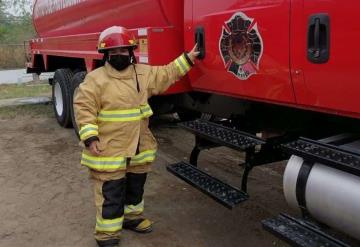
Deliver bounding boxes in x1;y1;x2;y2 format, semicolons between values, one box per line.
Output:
98;26;137;53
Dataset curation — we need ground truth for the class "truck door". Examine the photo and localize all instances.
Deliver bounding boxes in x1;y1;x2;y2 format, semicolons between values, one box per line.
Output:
184;0;295;104
291;0;360;117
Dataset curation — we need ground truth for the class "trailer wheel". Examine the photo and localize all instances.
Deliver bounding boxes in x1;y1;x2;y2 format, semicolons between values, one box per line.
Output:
70;71;87;139
52;69;73;128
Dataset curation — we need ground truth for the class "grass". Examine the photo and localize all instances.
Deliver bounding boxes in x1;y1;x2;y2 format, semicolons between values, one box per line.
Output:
0;104;53;119
0;45;28;69
0;81;53;119
0;81;51;100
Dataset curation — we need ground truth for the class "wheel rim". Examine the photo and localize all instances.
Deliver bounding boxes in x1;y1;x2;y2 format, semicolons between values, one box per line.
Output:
54;81;64;116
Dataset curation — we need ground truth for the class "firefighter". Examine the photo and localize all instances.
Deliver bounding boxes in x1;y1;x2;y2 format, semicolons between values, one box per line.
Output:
74;26;199;247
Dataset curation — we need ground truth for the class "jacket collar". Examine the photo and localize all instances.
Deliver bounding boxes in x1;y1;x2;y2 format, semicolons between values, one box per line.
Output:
104;62;134;79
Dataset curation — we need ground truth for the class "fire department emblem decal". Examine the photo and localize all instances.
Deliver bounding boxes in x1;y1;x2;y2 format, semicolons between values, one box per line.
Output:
220;12;263;80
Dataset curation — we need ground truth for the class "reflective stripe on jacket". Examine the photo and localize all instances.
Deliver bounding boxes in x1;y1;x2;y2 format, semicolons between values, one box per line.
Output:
74;53;192;172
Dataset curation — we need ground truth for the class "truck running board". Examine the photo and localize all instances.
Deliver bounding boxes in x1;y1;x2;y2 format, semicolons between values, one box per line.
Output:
283;137;360;176
179;119;265;151
167;162;249;209
262;214;350;247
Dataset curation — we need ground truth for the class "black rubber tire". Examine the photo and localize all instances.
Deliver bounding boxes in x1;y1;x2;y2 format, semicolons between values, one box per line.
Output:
52;68;74;128
70;71;87;139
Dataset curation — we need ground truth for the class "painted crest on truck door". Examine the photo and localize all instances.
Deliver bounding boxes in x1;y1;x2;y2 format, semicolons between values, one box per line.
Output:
219;12;263;80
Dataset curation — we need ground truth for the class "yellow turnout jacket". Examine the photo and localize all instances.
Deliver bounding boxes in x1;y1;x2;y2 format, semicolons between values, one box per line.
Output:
74;53;193;172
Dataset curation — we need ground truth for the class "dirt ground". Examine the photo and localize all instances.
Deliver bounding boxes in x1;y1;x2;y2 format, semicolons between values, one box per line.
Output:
0;104;358;247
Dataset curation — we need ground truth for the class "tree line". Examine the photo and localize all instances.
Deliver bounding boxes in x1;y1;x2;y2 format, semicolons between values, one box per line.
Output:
0;0;34;68
0;0;35;44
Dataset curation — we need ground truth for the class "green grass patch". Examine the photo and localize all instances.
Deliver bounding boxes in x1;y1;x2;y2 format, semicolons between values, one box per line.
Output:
0;104;53;119
0;82;51;100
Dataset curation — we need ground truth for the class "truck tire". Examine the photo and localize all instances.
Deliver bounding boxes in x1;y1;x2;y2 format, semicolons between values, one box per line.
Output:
70;71;87;139
52;69;73;128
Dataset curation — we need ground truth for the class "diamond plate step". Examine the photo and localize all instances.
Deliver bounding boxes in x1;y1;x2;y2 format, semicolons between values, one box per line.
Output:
262;214;350;247
283;137;360;176
179;119;265;151
167;162;248;209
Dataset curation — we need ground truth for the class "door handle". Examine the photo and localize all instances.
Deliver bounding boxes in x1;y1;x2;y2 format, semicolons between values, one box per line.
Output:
307;14;330;63
195;26;205;59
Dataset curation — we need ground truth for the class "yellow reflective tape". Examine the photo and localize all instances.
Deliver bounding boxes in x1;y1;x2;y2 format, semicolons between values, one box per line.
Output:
80;124;98;131
140;104;151;112
179;55;191;71
96;216;124;232
100;109;141;115
82;153;126;162
81;153;126;171
175;59;186;76
79;124;98;141
98;105;153;122
142;112;152;118
128;39;137;45
140;104;153;118
98;116;142;122
125;200;144;215
80;130;98;140
98;109;142;122
130;150;156;165
175;54;191;76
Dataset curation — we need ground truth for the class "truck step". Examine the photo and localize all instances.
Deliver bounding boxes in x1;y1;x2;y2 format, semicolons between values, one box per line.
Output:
262;214;350;247
283;137;360;176
167;162;248;209
179;119;265;151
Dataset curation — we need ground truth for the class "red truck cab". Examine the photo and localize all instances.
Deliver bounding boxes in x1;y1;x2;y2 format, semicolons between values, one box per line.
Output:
186;0;360;118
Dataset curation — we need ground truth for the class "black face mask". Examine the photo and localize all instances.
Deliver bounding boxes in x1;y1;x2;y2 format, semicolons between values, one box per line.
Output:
107;54;131;71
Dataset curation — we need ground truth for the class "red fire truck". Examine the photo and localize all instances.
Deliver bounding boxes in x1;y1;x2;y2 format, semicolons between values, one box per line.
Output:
27;0;360;245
